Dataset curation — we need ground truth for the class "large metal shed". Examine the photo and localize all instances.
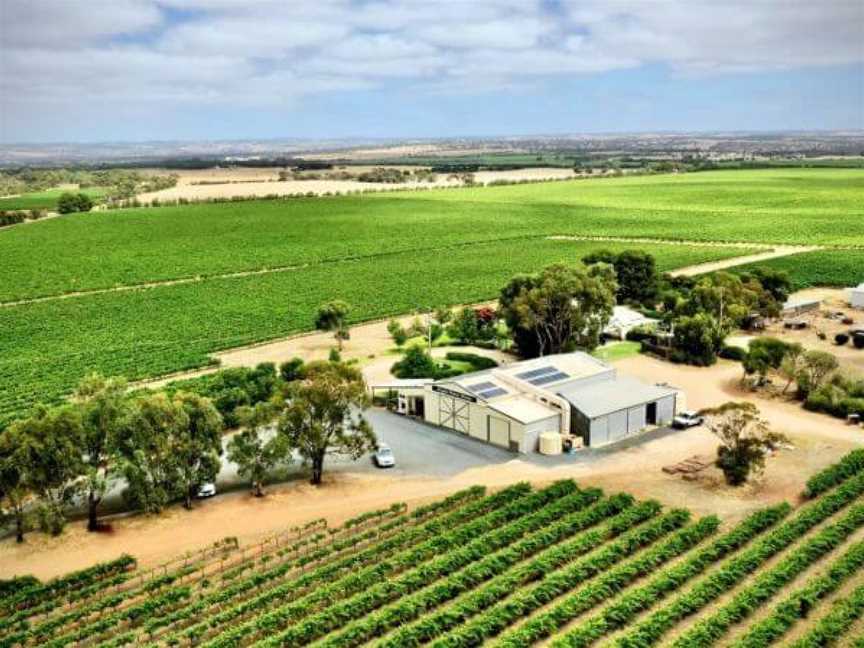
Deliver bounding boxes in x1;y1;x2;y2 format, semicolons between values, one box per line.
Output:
557;376;678;447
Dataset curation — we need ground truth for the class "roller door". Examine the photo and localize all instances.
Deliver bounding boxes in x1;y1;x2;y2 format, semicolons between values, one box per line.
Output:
488;416;511;448
656;396;675;424
608;410;628;442
628;406;645;434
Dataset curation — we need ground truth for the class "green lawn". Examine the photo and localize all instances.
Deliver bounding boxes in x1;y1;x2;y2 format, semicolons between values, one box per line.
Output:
0;239;756;427
592;341;642;362
0;187;107;212
0;169;860;303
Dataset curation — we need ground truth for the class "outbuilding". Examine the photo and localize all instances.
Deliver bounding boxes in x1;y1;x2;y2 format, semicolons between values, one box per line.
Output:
402;352;680;452
848;284;864;309
603;305;658;340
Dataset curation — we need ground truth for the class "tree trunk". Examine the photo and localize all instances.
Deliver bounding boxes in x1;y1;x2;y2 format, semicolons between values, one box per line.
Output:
310;454;325;485
15;511;24;543
184;486;194;510
87;490;100;532
253;480;264;497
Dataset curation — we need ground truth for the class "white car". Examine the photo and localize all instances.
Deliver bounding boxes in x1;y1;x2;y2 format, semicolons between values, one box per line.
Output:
373;444;395;468
197;483;217;498
673;411;705;429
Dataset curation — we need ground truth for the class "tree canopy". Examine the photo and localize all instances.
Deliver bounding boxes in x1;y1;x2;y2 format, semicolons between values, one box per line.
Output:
499;263;617;358
277;361;375;485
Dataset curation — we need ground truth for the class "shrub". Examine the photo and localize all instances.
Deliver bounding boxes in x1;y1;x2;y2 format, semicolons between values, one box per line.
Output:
392;346;438;379
444;352;498;370
719;345;747;361
57;192;94;214
279;358;305;382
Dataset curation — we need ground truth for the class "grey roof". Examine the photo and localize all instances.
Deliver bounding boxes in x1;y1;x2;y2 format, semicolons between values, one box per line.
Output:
557;376;677;419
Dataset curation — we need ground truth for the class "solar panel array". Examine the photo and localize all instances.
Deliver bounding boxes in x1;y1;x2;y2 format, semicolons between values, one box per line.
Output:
477;387;507;399
466;381;497;394
530;371;570;386
515;365;558;380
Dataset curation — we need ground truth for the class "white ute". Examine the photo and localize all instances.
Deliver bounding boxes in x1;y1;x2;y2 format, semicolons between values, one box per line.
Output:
672;410;705;429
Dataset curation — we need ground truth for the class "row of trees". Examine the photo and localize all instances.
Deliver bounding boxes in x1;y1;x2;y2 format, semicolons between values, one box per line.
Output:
0;362;375;542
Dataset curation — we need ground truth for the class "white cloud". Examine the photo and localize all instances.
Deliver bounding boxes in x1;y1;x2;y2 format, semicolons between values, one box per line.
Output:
0;0;162;47
0;0;861;133
159;17;350;56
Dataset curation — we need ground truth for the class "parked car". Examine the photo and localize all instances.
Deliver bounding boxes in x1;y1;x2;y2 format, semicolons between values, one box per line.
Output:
672;411;705;429
197;483;217;498
372;444;395;468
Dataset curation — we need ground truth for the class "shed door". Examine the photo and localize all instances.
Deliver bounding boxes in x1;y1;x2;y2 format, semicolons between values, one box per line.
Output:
488;416;511;448
440;397;470;434
628;406;645;434
608;410;628;442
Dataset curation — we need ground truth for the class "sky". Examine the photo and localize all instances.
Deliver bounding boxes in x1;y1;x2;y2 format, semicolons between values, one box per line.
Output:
0;0;862;143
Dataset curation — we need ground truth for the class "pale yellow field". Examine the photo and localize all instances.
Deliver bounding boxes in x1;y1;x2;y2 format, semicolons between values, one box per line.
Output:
135;166;578;203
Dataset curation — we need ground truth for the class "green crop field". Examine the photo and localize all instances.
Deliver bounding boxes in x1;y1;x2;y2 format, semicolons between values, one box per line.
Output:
5;450;864;648
0;168;861;303
734;250;864;290
0;239;756;427
1;167;862;426
0;187;107;212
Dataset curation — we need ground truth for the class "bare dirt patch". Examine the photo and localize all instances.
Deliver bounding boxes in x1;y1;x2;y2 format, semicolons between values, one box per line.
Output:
733;288;864;374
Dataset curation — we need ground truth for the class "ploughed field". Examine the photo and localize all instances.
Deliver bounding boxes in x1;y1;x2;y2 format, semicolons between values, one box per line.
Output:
0;168;862;427
4;450;864;648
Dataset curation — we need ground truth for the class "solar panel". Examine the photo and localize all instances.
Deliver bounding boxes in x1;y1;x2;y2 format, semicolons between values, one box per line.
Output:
478;387;507;399
516;366;558;380
529;371;569;386
466;381;496;394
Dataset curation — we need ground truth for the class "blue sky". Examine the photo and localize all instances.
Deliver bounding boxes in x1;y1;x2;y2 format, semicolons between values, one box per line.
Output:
1;0;862;143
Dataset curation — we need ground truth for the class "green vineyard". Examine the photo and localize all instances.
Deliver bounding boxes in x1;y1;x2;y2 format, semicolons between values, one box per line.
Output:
3;451;864;647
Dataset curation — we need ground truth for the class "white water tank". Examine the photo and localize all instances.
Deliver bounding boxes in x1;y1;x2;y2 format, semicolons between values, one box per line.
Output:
539;432;563;455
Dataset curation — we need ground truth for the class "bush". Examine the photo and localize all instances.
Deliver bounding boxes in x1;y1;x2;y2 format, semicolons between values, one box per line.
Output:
626;326;655;343
719;345;747;361
279;358;305;382
444;352;498;370
57;192;94;214
392;346;439;379
836;333;850;346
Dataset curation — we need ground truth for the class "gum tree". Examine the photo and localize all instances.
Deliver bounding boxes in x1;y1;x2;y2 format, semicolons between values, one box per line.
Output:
277;361;375;485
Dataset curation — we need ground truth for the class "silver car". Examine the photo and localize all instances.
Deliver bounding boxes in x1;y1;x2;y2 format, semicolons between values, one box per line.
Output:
196;483;217;498
373;444;395;468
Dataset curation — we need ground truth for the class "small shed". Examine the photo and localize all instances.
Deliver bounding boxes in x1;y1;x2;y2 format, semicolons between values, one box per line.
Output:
849;284;864;309
604;306;658;340
782;298;821;317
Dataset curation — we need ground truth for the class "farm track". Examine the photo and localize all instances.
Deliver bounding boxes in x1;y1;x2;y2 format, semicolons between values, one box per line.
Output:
0;234;779;309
